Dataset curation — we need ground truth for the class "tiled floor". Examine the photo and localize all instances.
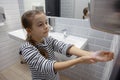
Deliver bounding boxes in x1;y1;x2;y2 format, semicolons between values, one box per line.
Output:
0;62;72;80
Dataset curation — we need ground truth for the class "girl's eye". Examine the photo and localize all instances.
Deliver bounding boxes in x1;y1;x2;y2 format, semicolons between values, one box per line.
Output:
38;24;43;27
45;21;48;24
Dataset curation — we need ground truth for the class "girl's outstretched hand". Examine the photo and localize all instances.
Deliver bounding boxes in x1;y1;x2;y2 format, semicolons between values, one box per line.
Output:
92;51;114;62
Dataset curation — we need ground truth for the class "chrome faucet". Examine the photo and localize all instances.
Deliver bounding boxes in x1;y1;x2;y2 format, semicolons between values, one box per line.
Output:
61;29;68;39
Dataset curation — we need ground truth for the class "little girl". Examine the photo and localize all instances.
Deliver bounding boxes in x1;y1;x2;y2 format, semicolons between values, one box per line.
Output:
20;10;114;80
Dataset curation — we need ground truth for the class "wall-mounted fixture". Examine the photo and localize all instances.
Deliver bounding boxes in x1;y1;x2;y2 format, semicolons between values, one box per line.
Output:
90;0;120;35
89;0;120;80
0;6;6;26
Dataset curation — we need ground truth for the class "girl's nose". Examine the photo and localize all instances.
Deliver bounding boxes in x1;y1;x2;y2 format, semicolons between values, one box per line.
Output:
44;24;48;30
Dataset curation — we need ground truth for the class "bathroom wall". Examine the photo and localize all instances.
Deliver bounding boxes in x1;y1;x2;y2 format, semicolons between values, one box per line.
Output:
18;0;24;16
61;0;75;18
54;18;113;80
23;0;45;12
0;0;22;71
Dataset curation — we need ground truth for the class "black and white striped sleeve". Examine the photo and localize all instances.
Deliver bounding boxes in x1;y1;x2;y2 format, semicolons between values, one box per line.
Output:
49;36;74;57
20;42;56;75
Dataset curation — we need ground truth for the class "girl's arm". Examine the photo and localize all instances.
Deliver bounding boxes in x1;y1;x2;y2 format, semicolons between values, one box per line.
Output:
50;36;92;57
67;46;114;62
67;45;92;56
54;56;95;71
50;36;114;61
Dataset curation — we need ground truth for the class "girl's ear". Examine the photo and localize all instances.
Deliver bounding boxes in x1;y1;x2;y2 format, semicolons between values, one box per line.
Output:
26;28;32;34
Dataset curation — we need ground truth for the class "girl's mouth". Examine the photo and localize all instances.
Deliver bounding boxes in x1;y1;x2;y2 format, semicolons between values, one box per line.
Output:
44;31;49;34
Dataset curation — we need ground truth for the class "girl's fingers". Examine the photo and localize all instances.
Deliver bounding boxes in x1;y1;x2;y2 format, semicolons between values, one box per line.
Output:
99;51;114;61
107;52;114;60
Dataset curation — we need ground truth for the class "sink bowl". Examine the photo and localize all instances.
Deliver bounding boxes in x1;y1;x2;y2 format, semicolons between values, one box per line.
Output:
49;32;88;49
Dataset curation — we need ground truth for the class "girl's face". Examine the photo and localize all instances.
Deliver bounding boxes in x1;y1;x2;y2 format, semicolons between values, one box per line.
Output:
29;13;49;40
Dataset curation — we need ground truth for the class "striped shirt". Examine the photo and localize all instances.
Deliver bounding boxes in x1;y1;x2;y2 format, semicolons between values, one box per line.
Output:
20;36;73;80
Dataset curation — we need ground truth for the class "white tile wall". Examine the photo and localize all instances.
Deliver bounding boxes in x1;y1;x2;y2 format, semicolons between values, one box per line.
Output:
18;0;24;16
54;18;114;80
61;0;75;18
0;0;22;71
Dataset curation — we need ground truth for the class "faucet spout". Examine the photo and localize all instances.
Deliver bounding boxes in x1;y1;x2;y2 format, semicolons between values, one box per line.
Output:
61;29;68;39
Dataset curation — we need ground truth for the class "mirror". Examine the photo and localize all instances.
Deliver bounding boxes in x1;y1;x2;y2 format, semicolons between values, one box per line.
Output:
19;0;90;19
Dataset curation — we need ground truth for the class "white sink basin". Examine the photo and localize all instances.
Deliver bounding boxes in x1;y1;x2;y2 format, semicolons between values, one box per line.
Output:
8;29;88;61
49;32;87;49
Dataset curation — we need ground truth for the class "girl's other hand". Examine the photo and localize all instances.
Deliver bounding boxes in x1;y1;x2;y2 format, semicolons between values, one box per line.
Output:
92;51;114;62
